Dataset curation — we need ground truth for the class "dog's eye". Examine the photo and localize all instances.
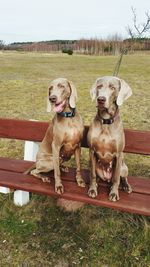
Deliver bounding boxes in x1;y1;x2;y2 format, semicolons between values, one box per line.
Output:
111;86;115;91
97;85;103;89
58;83;65;89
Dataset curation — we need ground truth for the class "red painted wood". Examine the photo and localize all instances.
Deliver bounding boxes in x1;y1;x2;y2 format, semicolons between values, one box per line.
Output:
0;157;34;173
0;118;49;142
0;118;150;155
0;169;149;216
124;129;150;155
0;158;150;195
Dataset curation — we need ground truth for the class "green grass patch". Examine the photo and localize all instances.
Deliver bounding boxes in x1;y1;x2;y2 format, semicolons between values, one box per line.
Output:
0;51;150;266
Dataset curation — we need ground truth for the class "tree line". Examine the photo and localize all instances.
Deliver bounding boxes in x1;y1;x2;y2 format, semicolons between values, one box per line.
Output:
1;38;149;55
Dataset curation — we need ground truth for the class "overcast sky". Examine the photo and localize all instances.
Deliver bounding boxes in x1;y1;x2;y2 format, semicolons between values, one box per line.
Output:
0;0;149;44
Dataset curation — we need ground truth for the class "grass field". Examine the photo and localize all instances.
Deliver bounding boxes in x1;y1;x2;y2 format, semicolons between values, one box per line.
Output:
0;51;150;266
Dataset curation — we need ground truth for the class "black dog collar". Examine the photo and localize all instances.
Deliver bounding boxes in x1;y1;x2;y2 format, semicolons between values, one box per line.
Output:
100;118;114;124
98;110;119;125
58;108;76;118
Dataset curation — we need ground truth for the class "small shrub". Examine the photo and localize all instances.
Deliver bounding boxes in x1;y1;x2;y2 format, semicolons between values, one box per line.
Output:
62;48;73;55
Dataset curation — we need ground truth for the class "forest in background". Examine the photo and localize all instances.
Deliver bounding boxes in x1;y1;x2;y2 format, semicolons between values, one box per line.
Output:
0;37;150;55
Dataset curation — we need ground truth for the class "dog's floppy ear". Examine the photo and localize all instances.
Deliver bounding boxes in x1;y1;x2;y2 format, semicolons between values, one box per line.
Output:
90;80;98;101
68;81;78;108
117;79;132;106
47;88;51;112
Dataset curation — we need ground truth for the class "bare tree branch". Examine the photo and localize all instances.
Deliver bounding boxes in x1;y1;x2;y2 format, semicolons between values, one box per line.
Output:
132;7;141;35
127;7;150;38
140;11;150;34
126;26;134;39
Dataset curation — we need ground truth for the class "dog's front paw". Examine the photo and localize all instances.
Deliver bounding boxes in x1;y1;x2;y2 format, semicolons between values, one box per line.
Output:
109;188;120;202
120;177;132;194
88;185;98;198
76;175;86;188
55;183;64;194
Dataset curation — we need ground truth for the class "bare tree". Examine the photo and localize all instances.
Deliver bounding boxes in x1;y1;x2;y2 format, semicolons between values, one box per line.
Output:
127;7;150;38
0;40;5;50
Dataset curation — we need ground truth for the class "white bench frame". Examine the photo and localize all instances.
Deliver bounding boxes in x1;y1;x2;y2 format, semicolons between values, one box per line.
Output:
0;141;39;206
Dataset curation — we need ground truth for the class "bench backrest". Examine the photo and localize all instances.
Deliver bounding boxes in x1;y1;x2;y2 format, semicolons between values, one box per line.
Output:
0;118;150;156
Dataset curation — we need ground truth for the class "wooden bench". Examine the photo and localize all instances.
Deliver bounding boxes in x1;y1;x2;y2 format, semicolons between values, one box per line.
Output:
0;118;150;215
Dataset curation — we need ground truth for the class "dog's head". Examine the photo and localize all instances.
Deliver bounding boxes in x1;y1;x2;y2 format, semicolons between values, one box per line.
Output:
90;76;132;114
47;78;77;113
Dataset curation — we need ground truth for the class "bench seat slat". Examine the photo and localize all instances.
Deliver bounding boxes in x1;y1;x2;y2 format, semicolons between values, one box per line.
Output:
0;169;149;216
0;158;150;195
0;157;33;173
0;118;150;155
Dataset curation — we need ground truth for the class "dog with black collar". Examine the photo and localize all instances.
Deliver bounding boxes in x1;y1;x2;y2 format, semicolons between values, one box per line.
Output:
87;76;133;201
30;78;85;195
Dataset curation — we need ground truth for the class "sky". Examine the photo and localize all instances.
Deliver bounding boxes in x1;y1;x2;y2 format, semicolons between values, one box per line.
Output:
0;0;149;44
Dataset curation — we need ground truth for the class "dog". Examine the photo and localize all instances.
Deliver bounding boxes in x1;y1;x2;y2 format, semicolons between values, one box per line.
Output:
30;78;85;195
87;76;132;201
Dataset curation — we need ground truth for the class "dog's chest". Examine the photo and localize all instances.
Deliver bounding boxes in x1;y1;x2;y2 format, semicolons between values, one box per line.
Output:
64;124;82;143
91;128;117;162
60;127;82;160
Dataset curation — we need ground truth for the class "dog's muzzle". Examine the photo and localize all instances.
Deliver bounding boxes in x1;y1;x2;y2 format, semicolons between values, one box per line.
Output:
49;95;57;103
97;96;107;110
97;96;106;103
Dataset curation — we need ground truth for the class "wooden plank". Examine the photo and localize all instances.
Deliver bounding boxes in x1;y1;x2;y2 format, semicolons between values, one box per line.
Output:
0;157;33;173
0;118;48;142
0;118;150;155
124;129;150;155
127;176;150;195
0;169;149;216
0;157;150;195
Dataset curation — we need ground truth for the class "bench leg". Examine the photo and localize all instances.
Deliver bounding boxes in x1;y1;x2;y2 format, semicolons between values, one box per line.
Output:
13;140;39;206
14;190;30;206
0;187;11;194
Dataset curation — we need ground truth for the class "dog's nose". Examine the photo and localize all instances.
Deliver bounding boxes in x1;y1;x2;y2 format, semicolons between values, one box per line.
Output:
49;95;57;103
97;96;106;103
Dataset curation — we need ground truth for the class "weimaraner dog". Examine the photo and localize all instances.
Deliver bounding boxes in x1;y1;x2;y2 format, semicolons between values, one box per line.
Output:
30;78;85;194
87;76;132;201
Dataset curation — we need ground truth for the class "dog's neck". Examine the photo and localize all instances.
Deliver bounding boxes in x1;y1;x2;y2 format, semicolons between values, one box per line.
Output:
57;103;76;118
96;108;119;125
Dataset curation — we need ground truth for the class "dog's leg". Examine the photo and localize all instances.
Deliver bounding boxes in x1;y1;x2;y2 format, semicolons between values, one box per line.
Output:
59;158;69;173
24;163;50;183
74;146;85;187
52;142;64;194
88;150;98;198
109;155;121;201
120;159;132;193
30;169;51;183
30;157;54;183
